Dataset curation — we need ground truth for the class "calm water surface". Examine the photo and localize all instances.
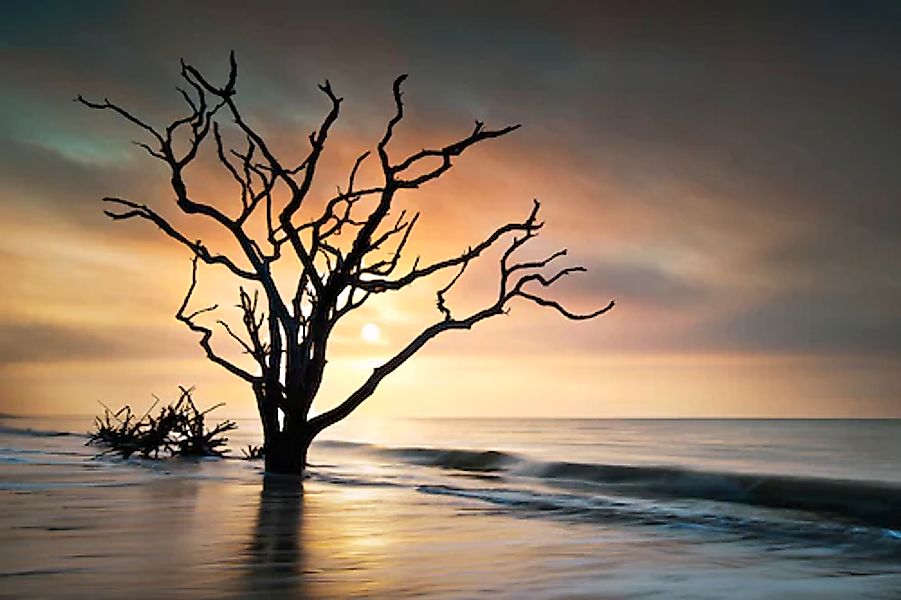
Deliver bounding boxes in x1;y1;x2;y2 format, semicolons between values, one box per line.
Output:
1;415;899;599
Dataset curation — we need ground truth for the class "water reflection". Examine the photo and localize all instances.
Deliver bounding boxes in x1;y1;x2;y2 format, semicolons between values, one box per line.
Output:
243;474;306;598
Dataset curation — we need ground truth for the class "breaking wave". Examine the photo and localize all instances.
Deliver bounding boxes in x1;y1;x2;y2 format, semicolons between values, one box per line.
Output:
324;441;901;530
381;447;518;471
523;460;901;530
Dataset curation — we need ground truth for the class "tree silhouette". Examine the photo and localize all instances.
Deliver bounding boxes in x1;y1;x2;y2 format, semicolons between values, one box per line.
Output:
79;54;614;474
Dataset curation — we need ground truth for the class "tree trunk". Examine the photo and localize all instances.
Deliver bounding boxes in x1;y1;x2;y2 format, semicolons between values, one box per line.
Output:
263;420;313;476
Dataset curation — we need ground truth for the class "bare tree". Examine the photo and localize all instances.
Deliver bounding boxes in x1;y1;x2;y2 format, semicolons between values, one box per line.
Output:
79;54;614;474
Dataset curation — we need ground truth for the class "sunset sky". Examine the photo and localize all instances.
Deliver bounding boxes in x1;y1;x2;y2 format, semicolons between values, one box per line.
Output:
1;1;899;418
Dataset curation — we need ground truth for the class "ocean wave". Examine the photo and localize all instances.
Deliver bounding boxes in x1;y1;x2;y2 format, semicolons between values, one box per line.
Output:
325;441;901;530
380;447;518;472
314;440;373;450
415;483;901;555
523;461;901;530
0;425;78;438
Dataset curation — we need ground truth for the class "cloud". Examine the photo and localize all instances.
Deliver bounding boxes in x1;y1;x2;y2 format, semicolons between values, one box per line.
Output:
694;291;901;357
2;2;900;415
0;322;122;364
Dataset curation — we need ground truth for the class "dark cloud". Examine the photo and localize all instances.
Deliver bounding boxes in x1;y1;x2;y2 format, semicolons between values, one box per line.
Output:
696;291;901;357
556;260;712;311
0;320;209;366
0;322;122;364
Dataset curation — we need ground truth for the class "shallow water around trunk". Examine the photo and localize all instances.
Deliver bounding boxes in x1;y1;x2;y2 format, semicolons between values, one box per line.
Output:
1;415;899;598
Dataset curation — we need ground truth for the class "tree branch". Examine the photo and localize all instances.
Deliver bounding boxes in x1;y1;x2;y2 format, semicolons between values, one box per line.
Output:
355;200;541;292
176;257;259;383
311;200;614;432
102;197;259;280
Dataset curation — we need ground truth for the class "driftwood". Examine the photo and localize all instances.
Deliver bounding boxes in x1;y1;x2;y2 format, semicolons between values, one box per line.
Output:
241;445;265;460
88;386;236;459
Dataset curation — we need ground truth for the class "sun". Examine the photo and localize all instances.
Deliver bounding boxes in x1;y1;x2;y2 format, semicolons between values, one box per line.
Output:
360;323;381;343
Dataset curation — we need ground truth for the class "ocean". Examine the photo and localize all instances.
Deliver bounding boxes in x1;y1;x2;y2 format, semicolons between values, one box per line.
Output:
1;415;899;599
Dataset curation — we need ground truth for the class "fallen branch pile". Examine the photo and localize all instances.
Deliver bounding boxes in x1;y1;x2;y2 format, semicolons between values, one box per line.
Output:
88;386;237;459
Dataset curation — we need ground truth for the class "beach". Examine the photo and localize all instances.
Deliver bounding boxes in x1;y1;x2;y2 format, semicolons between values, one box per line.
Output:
1;415;899;599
